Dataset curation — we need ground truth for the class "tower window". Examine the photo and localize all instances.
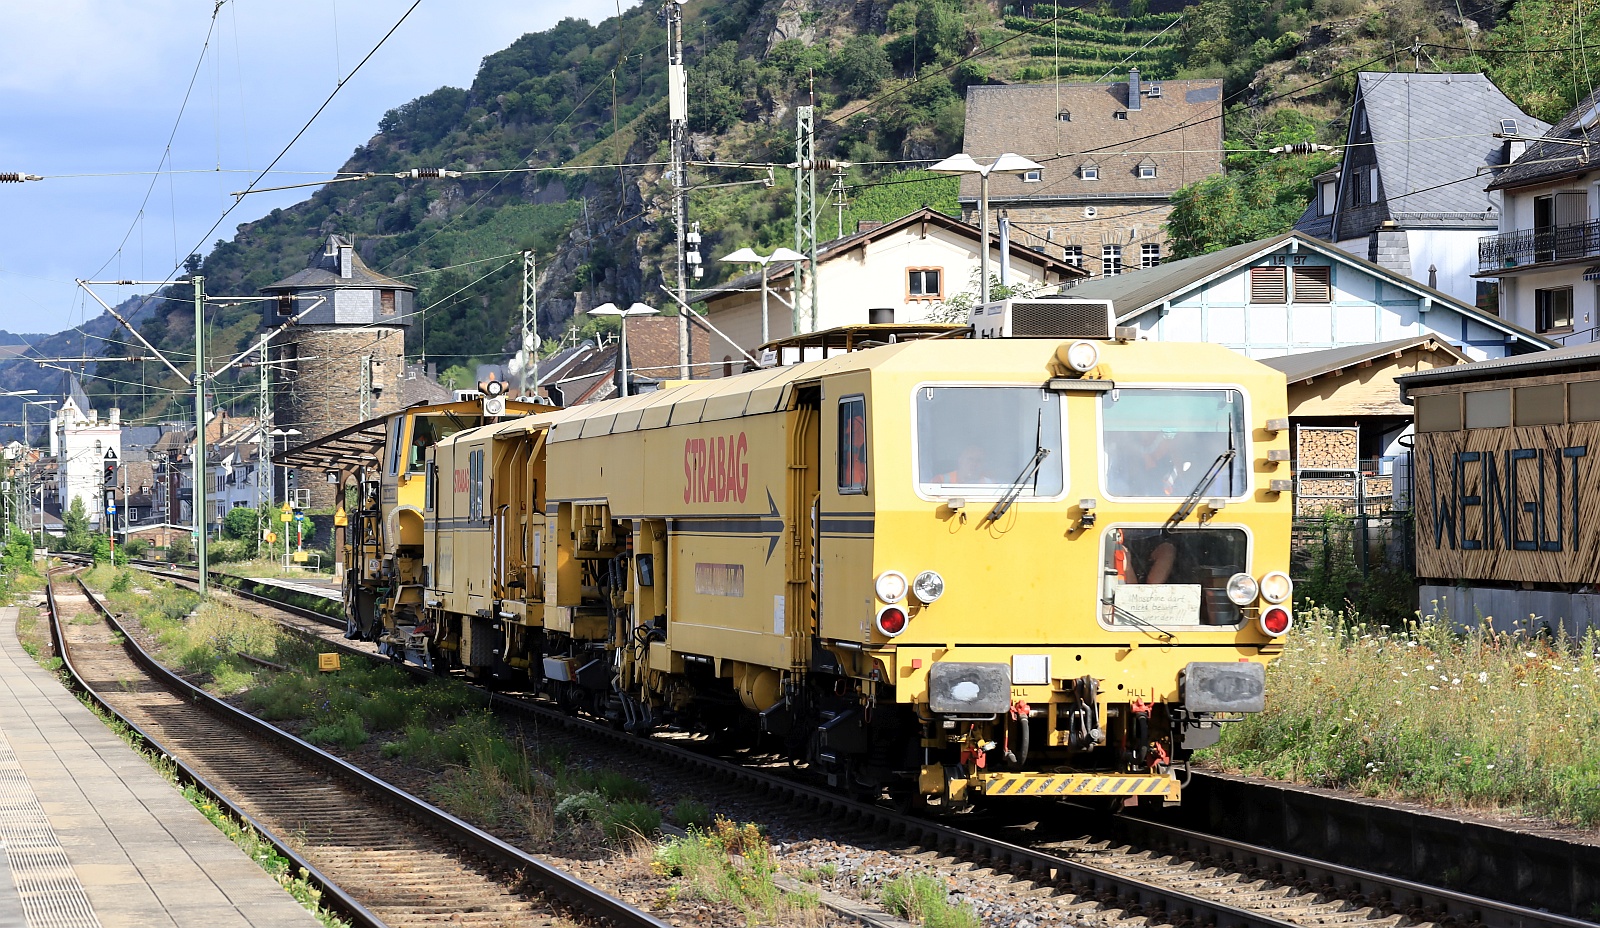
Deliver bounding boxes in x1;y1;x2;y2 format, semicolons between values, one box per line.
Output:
380;290;396;315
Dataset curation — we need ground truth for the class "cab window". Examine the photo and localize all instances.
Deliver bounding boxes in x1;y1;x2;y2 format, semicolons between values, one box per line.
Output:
1102;526;1249;628
915;386;1063;497
837;396;867;494
1101;388;1246;499
387;417;406;476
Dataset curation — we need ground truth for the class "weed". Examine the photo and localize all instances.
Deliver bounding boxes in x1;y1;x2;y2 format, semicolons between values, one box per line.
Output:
600;800;661;841
554;791;607;825
305;713;367;750
879;873;981;928
671;798;713;830
1208;605;1600;826
653;817;812;922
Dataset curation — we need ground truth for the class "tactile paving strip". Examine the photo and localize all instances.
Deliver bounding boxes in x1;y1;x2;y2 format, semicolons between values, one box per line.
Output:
0;732;100;928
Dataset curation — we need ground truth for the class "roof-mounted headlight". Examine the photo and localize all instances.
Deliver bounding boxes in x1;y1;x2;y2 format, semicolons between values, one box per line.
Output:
1065;340;1100;373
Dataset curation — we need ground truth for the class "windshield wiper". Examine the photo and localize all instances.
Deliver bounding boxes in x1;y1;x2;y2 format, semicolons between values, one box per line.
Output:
1108;602;1175;641
1164;448;1236;532
984;411;1049;524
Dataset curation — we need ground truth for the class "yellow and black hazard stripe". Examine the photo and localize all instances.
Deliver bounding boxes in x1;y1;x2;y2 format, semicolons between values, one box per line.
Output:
977;772;1179;799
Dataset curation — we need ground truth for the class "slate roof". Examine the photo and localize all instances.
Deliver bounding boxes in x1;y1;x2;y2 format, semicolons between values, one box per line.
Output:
689;207;1084;304
1358;73;1545;221
120;426;167;459
261;235;415;293
957;77;1224;203
1060;231;1555;350
1397;337;1600;390
60;373;92;418
1489;85;1600;191
1258;335;1469;383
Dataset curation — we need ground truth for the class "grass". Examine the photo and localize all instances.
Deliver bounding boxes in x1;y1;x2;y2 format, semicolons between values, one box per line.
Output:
653;818;818;924
1206;603;1600;827
877;874;981;928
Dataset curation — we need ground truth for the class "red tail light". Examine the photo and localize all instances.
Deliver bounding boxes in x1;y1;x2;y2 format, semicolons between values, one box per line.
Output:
875;605;908;637
1260;606;1292;637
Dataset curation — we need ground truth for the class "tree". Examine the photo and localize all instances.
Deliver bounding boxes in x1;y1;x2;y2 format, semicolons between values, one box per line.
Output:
438;365;472;390
1484;0;1600;122
222;506;263;546
830;36;891;98
1165;109;1338;258
62;497;93;554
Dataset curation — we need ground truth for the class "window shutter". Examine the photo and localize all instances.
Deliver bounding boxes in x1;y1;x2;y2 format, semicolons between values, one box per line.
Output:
1292;266;1331;303
1249;267;1288;303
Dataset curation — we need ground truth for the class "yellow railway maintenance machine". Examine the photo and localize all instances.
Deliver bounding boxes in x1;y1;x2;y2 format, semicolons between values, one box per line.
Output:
277;389;545;665
423;311;1295;807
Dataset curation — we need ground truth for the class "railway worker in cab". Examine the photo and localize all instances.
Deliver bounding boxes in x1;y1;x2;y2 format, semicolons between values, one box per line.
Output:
842;403;867;488
937;444;996;484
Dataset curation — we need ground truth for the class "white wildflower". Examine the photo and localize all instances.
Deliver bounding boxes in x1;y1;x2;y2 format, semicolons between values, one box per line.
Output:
1477;672;1488;684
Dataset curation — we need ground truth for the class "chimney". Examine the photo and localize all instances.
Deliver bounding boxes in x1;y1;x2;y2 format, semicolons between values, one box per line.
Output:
868;307;895;325
856;220;884;233
427;361;438;380
1128;68;1141;110
338;240;353;278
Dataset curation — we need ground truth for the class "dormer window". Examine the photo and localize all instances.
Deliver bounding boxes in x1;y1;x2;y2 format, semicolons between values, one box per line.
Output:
1113;111;1129;120
1137;161;1157;179
1022;169;1042;183
1147;83;1162;98
1080;164;1099;181
1500;118;1518;136
1057;111;1071;121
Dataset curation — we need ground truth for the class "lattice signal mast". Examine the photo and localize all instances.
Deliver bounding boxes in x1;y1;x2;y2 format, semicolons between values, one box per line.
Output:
666;0;690;378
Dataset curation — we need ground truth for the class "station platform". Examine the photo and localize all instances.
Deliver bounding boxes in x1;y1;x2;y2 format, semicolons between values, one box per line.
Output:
244;576;340;605
0;606;320;928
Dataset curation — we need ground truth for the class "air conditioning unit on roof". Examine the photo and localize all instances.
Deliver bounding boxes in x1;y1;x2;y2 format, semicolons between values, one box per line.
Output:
968;297;1116;339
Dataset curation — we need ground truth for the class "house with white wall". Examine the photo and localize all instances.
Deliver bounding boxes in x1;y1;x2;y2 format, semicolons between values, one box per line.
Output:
690;207;1086;366
1477;87;1600;343
1295;72;1545;311
49;375;121;529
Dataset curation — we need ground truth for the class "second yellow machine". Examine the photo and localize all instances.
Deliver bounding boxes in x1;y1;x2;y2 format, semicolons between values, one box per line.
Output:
320;320;1295;805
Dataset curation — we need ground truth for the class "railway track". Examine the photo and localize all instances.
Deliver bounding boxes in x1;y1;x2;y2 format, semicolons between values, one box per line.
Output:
43;566;668;928
101;559;1600;928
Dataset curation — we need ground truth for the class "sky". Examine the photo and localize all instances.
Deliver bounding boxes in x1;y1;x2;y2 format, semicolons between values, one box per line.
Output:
0;0;622;337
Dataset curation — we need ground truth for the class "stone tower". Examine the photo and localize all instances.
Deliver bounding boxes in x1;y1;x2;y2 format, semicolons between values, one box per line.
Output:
261;235;416;508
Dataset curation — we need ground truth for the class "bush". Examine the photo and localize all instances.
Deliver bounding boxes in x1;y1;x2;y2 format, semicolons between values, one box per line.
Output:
167;534;193;563
306;712;368;750
553;790;607;825
671;798;712;830
600;800;660;841
222;506;263;542
123;538;150;559
207;539;252;564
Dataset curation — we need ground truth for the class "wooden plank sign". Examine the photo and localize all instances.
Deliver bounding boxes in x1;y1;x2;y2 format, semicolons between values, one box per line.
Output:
1411;424;1595;584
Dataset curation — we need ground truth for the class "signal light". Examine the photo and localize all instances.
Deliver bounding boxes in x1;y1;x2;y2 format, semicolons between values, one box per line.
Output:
1261;606;1292;637
875;605;908;637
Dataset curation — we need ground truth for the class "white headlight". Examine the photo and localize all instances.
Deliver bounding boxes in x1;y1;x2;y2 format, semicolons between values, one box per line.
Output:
1065;340;1100;373
1225;572;1259;606
1259;571;1292;604
911;570;945;604
875;570;908;603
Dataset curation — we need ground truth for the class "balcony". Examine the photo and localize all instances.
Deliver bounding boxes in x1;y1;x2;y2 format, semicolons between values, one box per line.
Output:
1479;219;1600;273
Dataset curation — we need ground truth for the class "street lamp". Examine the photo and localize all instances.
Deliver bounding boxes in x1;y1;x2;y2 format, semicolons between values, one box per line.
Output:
587;302;659;397
929;152;1042;304
721;247;806;344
